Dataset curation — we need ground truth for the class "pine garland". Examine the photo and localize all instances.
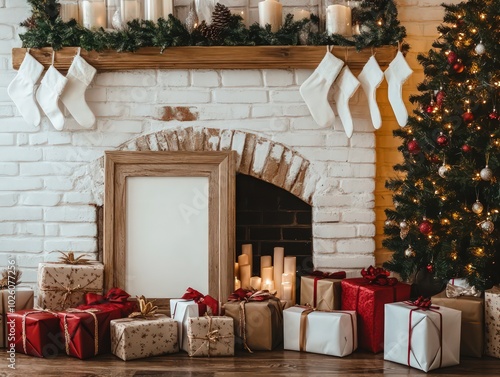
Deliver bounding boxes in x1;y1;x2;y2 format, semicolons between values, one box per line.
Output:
20;0;408;52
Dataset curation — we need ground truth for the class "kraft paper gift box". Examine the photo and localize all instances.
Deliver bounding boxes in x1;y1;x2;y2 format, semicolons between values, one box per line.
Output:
283;306;357;357
7;309;63;358
58;308;122;359
431;289;484;357
300;274;343;311
341;277;411;353
110;314;178;361
384;301;461;372
1;287;34;348
485;286;500;358
186;316;234;357
224;297;283;351
37;262;104;311
170;299;200;352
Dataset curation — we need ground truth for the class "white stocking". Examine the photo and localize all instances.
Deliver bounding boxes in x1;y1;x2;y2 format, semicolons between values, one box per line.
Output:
384;51;413;127
7;51;44;127
358;55;384;129
300;47;344;127
35;65;68;130
332;66;360;138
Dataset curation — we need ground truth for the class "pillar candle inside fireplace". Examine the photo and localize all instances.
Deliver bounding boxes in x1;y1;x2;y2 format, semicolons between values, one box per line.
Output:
242;244;253;274
81;0;106;29
258;0;283;33
261;266;274;284
234;262;239;279
250;276;262;290
237;254;249;267
284;256;296;303
273;247;284;298
260;255;272;278
240;264;251;290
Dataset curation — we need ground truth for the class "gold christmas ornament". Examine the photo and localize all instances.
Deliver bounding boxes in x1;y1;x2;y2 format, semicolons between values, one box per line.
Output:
480;165;493;181
479;217;495;234
472;200;484;214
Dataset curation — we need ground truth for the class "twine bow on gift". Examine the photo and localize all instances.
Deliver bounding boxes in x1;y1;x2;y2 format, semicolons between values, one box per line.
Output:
361;266;398;286
55;251;92;265
445;283;481;298
21;309;59;355
181;287;219;316
188;315;232;357
128;296;158;319
0;269;22;289
63;308;100;356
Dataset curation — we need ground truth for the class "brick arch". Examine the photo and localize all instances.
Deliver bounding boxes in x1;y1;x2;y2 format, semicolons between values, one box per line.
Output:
118;127;315;204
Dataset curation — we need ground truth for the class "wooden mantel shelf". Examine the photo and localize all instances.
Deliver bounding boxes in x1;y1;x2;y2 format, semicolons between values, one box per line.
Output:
12;45;397;71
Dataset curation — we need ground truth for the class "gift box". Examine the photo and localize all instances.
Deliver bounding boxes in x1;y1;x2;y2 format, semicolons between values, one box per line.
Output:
186;316;234;357
1;288;34;347
7;309;63;358
59;308;122;359
110;314;178;361
224;289;283;351
37;262;104;311
431;289;484;357
485;286;500;358
181;287;219;316
76;288;137;317
300;271;345;311
283;306;357;357
341;272;411;353
384;300;461;372
171;299;200;352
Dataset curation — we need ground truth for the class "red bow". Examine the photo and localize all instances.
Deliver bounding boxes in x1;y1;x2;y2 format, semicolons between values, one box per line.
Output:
181;287;219;316
227;288;275;302
407;296;437;310
311;270;346;279
361;266;398;286
77;287;137;316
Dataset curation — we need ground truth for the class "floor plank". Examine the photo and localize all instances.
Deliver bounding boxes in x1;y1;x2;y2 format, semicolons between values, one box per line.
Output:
2;349;499;377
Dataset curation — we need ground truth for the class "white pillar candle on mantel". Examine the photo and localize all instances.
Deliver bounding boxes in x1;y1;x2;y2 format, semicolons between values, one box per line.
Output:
81;0;106;29
60;0;80;23
240;264;251;290
242;244;253;275
273;247;284;298
326;4;352;36
293;8;310;20
260;255;272;278
144;0;174;21
258;0;283;33
120;0;141;23
250;276;262;290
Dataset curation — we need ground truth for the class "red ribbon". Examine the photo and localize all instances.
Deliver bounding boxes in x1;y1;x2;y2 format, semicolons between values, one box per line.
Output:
227;288;275;302
77;287;137;316
310;270;345;308
361;266;398;286
181;287;219;316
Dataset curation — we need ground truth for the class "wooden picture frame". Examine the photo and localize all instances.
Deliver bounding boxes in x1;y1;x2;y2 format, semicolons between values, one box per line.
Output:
104;151;235;310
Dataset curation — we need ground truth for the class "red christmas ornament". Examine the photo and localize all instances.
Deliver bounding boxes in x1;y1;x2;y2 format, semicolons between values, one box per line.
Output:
462;144;471;153
453;62;465;73
407;139;421;155
419;219;433;235
489;110;498;120
426;105;434;114
437;133;449;147
462;110;474;123
436;91;445;107
426;263;434;273
430;154;441;163
447;51;458;65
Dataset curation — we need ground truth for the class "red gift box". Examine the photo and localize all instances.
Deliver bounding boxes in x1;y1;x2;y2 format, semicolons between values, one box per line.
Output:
76;287;137;317
59;308;122;359
7;309;63;358
341;277;411;353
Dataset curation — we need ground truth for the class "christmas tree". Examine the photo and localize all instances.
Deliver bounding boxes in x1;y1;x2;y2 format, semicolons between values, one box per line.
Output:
383;0;500;291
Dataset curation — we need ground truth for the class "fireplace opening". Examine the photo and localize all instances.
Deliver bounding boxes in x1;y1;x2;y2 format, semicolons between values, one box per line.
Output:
236;173;313;297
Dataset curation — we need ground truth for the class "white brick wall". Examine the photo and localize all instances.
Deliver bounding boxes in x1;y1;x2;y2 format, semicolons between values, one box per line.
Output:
0;1;449;284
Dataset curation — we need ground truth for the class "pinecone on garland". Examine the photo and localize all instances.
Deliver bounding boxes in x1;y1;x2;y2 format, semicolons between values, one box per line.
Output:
199;3;232;41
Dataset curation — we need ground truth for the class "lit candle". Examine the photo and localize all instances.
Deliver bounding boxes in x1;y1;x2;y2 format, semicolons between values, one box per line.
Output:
60;0;79;23
293;8;310;20
120;0;141;24
81;0;106;29
260;255;272;278
234;262;239;279
262;279;275;291
284;256;296;303
237;254;249;266
273;247;284;298
281;281;292;300
262;266;274;283
250;276;262;290
258;0;283;33
326;4;352;36
242;244;253;274
234;276;241;290
240;264;251;290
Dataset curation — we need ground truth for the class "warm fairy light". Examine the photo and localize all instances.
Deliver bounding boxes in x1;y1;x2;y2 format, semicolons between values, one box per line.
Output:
417;116;423;121
413;199;418;203
468;85;473;90
446;124;452;129
428;235;432;239
434;190;439;194
475;248;484;256
491;134;495;137
483;100;487;104
480;14;486;19
441;196;447;201
471;28;477;33
477;126;481;130
377;20;383;26
437;116;442;121
408;130;413;134
445;50;450;55
465;99;470;104
451;252;457;260
442;218;450;225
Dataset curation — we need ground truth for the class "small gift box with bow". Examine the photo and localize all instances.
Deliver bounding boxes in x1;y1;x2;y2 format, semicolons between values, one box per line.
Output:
431;285;484;357
186;315;234;357
341;266;411;353
384;297;462;372
223;289;283;352
37;252;104;311
58;307;122;359
1;269;34;348
300;271;346;311
76;287;137;317
7;309;63;357
110;296;178;361
485;286;500;358
283;306;357;357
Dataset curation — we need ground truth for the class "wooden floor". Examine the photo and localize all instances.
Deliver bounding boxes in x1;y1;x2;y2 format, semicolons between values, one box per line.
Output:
3;349;499;377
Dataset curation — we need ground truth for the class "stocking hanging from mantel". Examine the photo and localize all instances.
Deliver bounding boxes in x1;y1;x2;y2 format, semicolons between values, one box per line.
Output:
384;50;413;127
358;55;384;130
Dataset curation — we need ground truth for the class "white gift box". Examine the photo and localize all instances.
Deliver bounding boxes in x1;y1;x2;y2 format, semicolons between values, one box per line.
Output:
384;301;461;372
170;299;199;352
283;306;357;357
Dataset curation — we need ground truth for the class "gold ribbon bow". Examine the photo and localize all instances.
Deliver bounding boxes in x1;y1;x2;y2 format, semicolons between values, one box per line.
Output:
129;296;158;319
63;309;100;356
56;251;92;265
445;283;481;298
